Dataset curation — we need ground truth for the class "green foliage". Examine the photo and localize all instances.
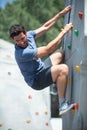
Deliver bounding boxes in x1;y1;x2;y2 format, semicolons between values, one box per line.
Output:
0;0;64;45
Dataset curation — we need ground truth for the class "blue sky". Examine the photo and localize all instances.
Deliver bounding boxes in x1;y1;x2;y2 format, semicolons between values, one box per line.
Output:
0;0;13;8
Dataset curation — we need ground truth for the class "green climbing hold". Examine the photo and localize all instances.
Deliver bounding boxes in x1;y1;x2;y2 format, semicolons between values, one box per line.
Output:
8;128;12;130
67;44;72;49
74;29;79;37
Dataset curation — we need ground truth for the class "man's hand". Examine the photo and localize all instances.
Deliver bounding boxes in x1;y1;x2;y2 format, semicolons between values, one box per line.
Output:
62;23;73;34
59;5;72;16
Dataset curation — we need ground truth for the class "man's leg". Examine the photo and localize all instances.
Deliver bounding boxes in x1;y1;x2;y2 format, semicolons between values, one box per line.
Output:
50;64;68;101
50;49;64;65
50;50;64;96
50;50;75;115
50;50;64;95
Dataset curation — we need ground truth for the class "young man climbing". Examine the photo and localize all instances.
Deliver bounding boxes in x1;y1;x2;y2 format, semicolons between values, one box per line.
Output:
9;5;75;115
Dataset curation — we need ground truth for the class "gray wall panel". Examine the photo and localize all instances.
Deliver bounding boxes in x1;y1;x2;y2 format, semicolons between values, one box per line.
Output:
63;0;87;130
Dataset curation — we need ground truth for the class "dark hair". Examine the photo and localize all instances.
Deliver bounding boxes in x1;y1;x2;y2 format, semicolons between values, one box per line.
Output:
9;24;26;39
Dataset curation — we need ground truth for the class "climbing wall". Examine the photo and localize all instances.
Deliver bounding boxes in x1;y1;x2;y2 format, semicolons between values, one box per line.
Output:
62;0;87;130
0;39;53;130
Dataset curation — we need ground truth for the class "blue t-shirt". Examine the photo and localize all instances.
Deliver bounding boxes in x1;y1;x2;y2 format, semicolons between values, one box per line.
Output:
15;30;45;86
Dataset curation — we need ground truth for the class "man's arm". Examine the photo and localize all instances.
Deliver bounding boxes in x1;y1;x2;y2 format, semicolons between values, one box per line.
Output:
33;23;73;59
35;5;72;39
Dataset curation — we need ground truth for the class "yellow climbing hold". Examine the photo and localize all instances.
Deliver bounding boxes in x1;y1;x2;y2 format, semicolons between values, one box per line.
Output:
0;122;3;127
61;28;64;31
71;108;75;114
67;79;70;85
76;65;81;72
44;111;48;115
26;119;31;123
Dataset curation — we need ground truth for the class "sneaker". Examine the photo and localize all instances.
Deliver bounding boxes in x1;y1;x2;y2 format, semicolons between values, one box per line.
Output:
59;100;75;115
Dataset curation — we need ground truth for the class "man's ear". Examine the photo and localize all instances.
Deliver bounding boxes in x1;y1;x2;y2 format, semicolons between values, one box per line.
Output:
24;31;26;35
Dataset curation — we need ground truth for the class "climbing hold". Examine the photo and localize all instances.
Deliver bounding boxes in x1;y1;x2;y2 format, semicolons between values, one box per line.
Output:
74;29;79;37
28;95;32;99
8;128;12;130
71;103;79;114
76;65;81;72
71;108;75;114
74;103;79;110
8;72;11;75
44;111;48;115
45;121;49;126
67;44;72;49
26;119;31;123
0;122;3;127
67;79;70;85
61;28;64;31
78;11;83;20
35;112;39;115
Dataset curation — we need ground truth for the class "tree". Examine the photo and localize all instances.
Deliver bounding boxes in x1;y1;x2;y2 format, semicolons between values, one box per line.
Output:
0;0;64;46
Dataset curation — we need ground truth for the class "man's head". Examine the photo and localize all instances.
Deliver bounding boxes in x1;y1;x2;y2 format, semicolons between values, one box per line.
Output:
9;24;28;48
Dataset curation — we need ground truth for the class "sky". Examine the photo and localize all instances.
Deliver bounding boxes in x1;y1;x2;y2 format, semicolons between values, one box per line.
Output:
0;0;13;8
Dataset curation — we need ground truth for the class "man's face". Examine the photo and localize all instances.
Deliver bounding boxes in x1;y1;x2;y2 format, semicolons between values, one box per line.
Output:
13;32;28;48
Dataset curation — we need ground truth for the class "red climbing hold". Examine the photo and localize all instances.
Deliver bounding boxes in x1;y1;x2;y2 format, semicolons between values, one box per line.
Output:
45;121;49;126
28;95;32;99
74;103;79;110
78;11;83;20
35;112;39;115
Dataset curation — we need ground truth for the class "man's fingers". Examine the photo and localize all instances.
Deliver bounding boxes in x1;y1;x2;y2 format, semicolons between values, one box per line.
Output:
65;5;72;11
64;23;73;33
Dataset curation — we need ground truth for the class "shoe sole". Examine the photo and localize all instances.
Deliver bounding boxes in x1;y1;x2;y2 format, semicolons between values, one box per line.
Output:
59;103;75;116
50;91;58;95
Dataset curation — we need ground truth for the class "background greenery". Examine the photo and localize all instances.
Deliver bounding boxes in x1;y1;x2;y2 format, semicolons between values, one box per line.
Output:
0;0;64;46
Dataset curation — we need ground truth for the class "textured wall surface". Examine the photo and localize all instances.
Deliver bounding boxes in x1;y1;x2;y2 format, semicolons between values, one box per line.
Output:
63;0;87;130
0;39;52;130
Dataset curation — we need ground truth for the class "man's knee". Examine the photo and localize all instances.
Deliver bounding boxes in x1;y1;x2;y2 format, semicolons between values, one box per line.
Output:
60;64;69;76
57;49;65;56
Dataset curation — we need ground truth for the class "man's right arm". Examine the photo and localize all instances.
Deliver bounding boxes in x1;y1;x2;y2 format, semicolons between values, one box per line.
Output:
35;5;72;39
33;23;73;59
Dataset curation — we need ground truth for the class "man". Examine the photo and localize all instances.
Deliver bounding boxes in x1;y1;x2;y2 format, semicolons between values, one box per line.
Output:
9;5;74;115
